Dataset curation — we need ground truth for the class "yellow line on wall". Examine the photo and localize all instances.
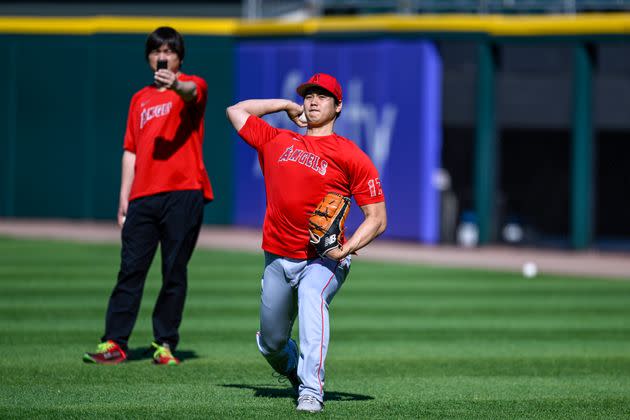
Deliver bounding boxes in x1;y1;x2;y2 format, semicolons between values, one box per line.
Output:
1;13;630;36
237;13;630;36
0;16;237;35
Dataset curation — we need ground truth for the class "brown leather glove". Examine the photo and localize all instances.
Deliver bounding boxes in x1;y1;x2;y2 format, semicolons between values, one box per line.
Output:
308;192;351;258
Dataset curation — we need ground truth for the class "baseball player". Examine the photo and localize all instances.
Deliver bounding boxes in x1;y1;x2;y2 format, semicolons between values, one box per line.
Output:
83;26;213;365
226;73;387;412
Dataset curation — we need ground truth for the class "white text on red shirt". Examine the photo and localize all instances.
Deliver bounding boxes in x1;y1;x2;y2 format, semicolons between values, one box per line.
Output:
140;102;173;129
278;145;328;176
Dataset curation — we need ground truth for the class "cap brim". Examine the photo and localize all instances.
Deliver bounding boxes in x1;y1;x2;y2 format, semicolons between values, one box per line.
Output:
296;83;336;100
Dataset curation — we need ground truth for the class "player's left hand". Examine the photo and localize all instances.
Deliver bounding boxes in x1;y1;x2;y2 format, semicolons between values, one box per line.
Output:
324;246;348;261
154;69;179;90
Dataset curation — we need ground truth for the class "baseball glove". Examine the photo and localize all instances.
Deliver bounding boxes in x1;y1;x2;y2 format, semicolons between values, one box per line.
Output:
308;192;351;257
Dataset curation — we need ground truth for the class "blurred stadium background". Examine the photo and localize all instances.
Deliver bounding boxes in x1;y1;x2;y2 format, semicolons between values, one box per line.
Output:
1;0;630;252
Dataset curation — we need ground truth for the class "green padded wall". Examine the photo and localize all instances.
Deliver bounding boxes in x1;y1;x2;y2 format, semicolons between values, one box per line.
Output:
0;34;233;224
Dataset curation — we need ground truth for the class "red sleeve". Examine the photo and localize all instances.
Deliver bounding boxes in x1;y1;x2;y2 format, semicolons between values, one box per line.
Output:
191;75;208;107
348;146;385;206
237;115;280;150
123;95;138;153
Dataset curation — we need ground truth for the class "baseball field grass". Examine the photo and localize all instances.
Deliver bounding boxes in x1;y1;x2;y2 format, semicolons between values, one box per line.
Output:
1;236;630;419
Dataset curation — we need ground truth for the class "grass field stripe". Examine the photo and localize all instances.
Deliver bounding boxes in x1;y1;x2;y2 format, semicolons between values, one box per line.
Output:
317;262;338;395
2;13;630;36
2;237;630;417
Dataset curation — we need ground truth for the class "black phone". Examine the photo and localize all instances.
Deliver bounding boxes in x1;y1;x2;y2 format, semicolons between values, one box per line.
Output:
157;60;167;70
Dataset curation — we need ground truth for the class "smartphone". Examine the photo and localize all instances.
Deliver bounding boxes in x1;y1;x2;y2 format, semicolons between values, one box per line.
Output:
157;60;167;70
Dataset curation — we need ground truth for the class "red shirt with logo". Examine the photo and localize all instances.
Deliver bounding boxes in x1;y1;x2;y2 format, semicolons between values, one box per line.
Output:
123;73;213;202
238;115;385;259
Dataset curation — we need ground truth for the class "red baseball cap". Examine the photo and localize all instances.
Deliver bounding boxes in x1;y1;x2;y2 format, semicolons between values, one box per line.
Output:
296;73;342;102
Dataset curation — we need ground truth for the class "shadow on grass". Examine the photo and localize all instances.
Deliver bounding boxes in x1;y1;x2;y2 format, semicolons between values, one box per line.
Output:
126;347;199;362
222;384;374;402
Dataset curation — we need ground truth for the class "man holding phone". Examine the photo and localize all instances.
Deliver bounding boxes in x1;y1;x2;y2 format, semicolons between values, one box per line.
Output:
83;26;213;365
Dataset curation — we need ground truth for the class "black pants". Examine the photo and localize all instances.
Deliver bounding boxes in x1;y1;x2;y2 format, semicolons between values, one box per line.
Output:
102;190;205;350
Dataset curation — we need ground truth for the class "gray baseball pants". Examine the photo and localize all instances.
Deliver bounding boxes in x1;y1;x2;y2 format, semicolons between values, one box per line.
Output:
255;251;351;403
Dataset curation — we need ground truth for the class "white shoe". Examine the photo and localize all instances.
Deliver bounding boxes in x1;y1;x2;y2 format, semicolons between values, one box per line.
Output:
296;395;324;413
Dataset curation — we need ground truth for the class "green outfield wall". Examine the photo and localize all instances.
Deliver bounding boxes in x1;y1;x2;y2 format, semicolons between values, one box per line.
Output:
1;14;629;247
0;33;234;224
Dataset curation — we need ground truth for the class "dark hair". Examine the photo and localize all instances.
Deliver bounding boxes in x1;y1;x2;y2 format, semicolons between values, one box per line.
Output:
145;26;185;61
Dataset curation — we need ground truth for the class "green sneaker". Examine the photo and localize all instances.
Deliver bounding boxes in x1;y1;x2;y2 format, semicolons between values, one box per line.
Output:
152;342;179;365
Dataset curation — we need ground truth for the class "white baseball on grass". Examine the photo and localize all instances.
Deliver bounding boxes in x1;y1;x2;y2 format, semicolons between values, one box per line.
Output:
522;261;538;278
298;112;307;123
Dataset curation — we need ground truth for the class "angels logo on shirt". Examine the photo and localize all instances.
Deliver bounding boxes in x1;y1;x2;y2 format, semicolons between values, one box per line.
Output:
140;102;173;129
277;145;328;175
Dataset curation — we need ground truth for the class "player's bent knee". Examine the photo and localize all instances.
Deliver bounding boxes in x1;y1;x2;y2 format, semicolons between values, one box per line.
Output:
256;331;286;355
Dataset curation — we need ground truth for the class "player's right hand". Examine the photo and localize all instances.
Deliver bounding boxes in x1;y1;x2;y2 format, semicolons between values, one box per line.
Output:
286;102;307;128
117;202;128;228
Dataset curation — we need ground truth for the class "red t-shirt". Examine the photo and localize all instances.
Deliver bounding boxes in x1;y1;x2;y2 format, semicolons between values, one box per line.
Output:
238;115;385;259
123;73;213;202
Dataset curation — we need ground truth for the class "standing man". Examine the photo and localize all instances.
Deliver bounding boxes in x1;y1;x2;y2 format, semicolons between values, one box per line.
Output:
226;73;387;412
83;26;213;366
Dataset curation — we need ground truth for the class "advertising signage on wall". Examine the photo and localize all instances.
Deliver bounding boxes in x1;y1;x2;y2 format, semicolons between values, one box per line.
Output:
234;39;441;243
